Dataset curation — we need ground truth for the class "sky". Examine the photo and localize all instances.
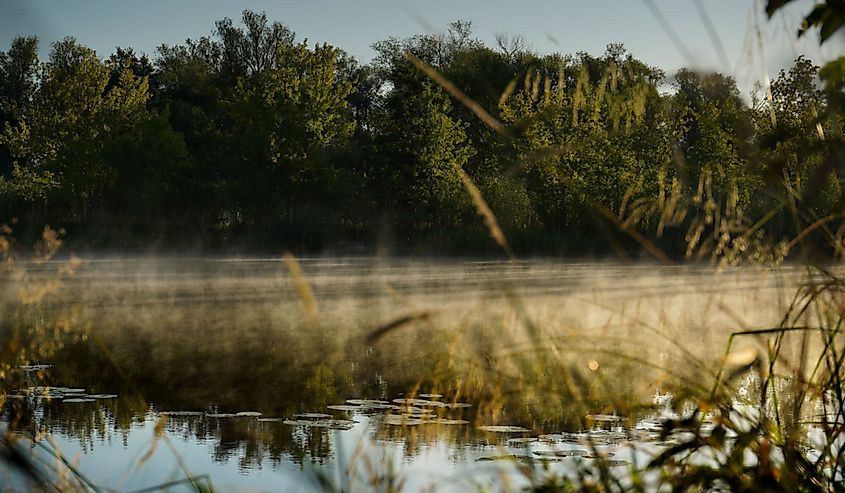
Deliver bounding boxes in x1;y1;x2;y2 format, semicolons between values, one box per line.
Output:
1;0;843;97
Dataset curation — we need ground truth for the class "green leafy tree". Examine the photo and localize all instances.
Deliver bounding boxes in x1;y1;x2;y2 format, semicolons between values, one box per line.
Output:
1;38;148;221
0;36;40;182
670;69;753;199
755;57;844;221
227;39;355;238
370;36;475;237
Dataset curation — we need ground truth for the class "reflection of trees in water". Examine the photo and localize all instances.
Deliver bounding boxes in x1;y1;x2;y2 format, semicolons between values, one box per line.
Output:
376;420;474;460
6;397;142;454
5;394;340;471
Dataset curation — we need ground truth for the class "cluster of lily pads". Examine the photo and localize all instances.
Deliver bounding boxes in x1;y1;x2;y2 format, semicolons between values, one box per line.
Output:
154;397;667;471
8;386;117;403
156;409;359;430
286;394;474;430
472;414;651;467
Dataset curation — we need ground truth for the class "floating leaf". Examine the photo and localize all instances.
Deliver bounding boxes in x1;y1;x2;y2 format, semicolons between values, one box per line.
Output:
428;419;469;425
284;419;357;430
63;398;95;403
508;437;538;444
382;415;427;426
160;411;204;417
476;454;521;462
295;413;331;419
539;434;565;442
532;456;563;462
362;403;399;410
555;449;590;457
346;399;390;406
478;425;531;433
236;411;262;417
590;458;630;467
397;407;434;416
392;398;446;408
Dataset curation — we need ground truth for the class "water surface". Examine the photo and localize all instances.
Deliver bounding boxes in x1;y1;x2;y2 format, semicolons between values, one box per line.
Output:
0;258;808;491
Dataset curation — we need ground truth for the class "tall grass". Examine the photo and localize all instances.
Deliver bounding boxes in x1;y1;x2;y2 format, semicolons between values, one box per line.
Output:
395;3;845;492
3;4;845;493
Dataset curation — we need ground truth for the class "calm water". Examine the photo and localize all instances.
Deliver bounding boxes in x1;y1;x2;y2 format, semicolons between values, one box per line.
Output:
0;258;810;491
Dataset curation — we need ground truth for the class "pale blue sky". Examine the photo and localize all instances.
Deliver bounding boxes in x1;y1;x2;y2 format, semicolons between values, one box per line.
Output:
2;0;842;96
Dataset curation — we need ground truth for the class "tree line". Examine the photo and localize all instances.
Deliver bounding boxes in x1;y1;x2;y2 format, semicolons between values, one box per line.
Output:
0;11;842;258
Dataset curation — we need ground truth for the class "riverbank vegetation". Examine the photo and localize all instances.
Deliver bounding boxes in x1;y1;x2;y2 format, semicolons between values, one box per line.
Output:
0;5;842;259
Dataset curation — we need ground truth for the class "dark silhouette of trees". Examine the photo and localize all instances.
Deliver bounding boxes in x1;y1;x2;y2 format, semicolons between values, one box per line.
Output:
0;10;840;256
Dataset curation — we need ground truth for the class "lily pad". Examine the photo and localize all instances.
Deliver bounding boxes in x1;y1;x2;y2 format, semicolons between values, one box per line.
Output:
63;398;95;403
397;407;434;416
427;418;469;425
160;411;204;416
478;425;531;433
586;451;616;458
236;411;262;417
393;398;447;408
555;449;590;457
327;405;362;412
86;394;118;399
508;437;538;444
258;417;283;422
346;399;390;406
586;414;623;423
539;434;565;442
283;419;356;430
419;393;443;399
591;459;630;467
361;403;399;410
295;413;331;419
206;413;236;418
531;456;564;462
557;433;589;444
476;454;521;462
382;415;427;426
445;402;472;409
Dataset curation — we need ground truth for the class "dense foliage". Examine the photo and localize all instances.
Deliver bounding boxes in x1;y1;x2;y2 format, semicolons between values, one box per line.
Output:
0;10;843;257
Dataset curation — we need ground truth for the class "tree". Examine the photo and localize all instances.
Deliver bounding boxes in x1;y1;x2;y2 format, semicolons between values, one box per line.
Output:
755;57;843;214
370;35;475;235
669;69;752;197
227;40;355;234
214;10;294;83
0;38;154;226
0;36;40;179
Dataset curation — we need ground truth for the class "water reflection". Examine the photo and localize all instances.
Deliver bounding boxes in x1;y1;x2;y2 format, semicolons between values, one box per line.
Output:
0;258;804;490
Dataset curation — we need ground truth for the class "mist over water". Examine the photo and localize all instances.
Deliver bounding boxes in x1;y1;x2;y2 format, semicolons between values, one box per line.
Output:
0;257;815;491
